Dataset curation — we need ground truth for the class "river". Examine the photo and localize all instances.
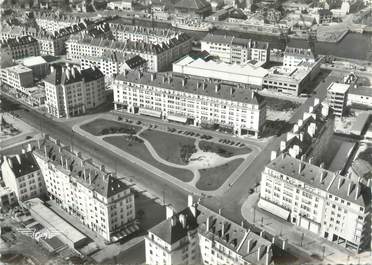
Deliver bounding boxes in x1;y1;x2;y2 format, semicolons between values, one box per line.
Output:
130;17;372;61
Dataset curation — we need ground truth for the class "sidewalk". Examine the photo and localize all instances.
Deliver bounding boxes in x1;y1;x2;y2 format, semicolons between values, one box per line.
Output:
241;193;363;264
72;114;263;198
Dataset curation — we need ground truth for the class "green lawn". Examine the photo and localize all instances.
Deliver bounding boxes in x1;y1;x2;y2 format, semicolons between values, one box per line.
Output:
81;119;141;136
103;135;194;182
196;158;244;191
199;141;251;157
140;129;196;165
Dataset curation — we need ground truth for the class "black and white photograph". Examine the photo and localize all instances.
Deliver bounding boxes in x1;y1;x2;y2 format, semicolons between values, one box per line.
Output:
0;0;371;264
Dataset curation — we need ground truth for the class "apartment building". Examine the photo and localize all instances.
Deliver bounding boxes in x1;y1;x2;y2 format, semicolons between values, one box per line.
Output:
198;204;273;265
200;34;270;64
1;64;34;92
44;65;106;118
145;196;274;265
66;33;192;72
33;136;137;242
327;82;350;117
283;46;316;67
0;36;40;60
109;23;183;44
113;71;266;138
1;150;46;202
146;199;199;265
0;25;38;41
259;153;371;252
80;51;147;80
34;11;89;33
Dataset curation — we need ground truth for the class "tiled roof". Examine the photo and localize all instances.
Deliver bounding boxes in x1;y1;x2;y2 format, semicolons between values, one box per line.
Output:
150;207;198;244
44;65;104;86
5;152;40;178
115;70;265;105
1;36;38;48
267;154;371;207
33;137;129;198
197;205;272;264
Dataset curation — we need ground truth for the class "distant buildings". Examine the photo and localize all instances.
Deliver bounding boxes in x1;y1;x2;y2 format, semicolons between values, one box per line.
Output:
109;23;183;45
34;11;90;33
107;0;133;11
146;196;275;265
80;51;147;81
283;46;316;68
33;136;138;242
113;70;266;138
66;33;192;72
259;153;371;252
1;150;46;202
173;56;268;87
1;36;40;61
174;0;212;18
43;65;106;118
201;34;270;64
327;82;350;117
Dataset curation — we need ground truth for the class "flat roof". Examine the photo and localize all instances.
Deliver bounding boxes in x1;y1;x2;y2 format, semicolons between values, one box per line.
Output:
328;82;350;94
25;198;87;245
5;64;32;74
21;56;48;67
351;111;371;135
350;86;372;97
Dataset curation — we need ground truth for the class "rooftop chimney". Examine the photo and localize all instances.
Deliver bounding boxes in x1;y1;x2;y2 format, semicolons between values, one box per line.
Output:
179;214;186;228
338;178;345;189
166;205;174;219
206;216;211;232
151;73;155;81
347;182;353;196
355;184;359;200
215;83;220;93
270;151;277;161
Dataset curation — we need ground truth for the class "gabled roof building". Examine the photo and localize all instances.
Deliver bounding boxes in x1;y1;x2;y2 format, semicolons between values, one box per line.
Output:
259;153;371;252
32;136;138;242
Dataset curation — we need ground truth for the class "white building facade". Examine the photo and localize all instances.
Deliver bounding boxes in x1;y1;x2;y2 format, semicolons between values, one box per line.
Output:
113;71;267;138
1;151;46;202
200;34;270;64
33;136;137;242
259;154;371;252
43;65;106;118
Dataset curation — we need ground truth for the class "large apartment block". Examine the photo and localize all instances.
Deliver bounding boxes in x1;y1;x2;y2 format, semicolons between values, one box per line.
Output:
109;23;184;44
66;33;192;72
200;34;270;64
33;136;138;242
43;65;106;118
1;150;46;202
113;71;266;138
258;153;371;252
1;36;40;61
145;196;274;265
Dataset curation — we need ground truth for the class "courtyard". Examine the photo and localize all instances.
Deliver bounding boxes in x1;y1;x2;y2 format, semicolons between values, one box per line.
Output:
77;116;261;192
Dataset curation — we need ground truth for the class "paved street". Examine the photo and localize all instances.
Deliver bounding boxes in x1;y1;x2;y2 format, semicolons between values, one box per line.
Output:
0;69;341;263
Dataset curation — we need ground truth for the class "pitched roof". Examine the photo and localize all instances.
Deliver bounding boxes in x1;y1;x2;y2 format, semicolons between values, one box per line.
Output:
33;137;129;199
44;65;104;86
116;70;265;105
268;154;371;207
125;55;147;69
5;152;40;178
150;207;198;244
